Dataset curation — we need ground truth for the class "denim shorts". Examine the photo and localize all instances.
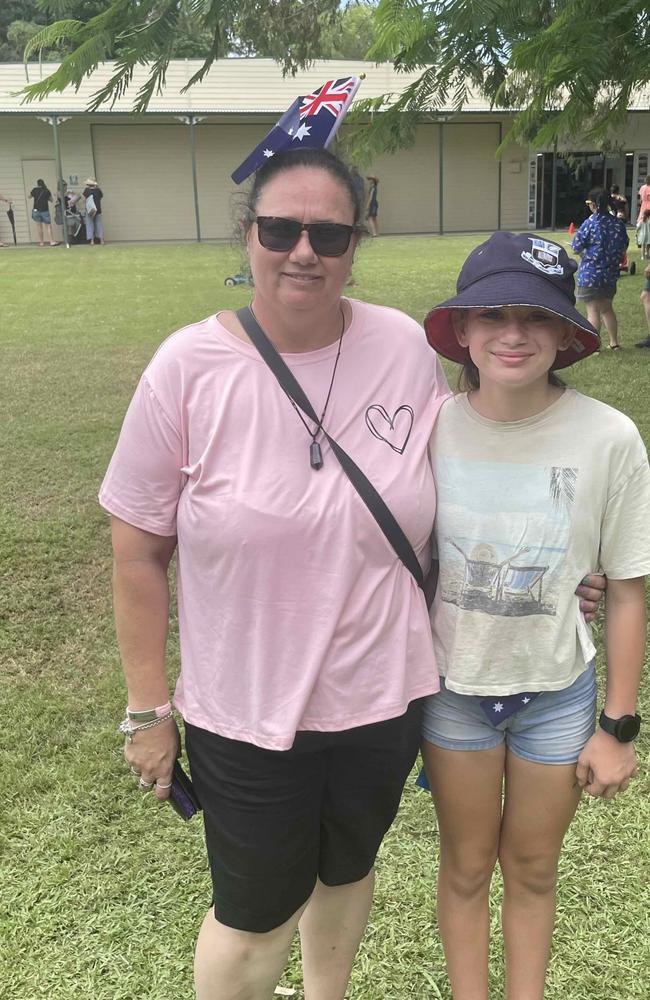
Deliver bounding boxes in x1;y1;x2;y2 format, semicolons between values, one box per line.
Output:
32;209;51;224
421;663;597;764
576;284;617;302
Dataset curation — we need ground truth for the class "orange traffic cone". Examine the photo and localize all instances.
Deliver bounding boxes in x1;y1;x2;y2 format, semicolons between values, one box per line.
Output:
568;222;575;234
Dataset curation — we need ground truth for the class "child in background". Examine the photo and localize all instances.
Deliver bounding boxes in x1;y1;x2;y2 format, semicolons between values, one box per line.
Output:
636;208;650;259
635;262;650;348
421;232;650;1000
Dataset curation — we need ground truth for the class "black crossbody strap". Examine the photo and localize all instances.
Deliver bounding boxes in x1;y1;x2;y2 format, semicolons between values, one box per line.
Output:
237;306;425;590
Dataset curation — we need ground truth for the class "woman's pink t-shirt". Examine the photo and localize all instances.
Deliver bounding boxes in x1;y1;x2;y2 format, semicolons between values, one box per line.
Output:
99;300;448;749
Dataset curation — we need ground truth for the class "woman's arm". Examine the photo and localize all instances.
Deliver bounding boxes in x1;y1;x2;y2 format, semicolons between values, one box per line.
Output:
112;516;180;798
575;576;645;798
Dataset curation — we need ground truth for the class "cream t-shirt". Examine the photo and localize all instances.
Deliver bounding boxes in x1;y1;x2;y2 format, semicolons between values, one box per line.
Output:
100;300;449;749
429;390;650;696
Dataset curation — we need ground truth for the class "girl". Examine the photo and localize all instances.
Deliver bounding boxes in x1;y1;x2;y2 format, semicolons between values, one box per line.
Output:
421;231;650;1000
636;207;650;260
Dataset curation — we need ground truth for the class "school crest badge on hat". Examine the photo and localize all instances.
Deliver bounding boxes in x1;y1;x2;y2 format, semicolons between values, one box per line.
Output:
231;76;362;184
521;237;564;276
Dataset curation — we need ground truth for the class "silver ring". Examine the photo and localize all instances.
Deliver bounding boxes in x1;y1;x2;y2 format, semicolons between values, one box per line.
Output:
139;778;154;789
156;781;172;789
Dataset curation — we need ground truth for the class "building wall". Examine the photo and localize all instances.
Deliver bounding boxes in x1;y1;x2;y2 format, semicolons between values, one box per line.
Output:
1;110;648;244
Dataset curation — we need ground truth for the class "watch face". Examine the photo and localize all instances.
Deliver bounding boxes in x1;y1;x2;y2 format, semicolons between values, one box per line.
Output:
615;715;641;742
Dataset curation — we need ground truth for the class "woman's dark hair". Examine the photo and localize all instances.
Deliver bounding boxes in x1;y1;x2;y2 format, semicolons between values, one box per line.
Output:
611;184;620;195
241;147;364;232
36;178;46;187
595;190;612;214
645;174;650;185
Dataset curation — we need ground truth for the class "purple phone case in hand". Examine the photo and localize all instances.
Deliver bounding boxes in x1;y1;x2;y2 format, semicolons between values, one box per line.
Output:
169;760;201;820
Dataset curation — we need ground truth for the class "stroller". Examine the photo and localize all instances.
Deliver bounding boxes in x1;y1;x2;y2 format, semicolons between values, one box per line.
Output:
54;193;87;244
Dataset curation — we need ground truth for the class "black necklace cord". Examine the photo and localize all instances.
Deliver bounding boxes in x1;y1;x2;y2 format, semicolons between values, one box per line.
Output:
246;304;346;469
236;305;425;591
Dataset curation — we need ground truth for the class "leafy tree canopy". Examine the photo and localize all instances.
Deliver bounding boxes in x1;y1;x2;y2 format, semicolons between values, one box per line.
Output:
348;0;650;159
20;0;341;111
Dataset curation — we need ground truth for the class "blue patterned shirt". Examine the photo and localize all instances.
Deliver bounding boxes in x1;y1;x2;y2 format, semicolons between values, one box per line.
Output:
572;213;629;288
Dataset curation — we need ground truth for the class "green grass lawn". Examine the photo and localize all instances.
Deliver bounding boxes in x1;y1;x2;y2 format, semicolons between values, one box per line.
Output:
1;237;649;999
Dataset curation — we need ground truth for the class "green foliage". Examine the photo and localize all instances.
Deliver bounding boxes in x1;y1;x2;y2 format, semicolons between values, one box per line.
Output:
21;0;341;111
0;238;649;1000
317;2;377;60
354;0;650;156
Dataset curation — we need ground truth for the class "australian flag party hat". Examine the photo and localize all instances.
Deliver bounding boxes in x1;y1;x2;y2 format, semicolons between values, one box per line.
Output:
231;76;362;184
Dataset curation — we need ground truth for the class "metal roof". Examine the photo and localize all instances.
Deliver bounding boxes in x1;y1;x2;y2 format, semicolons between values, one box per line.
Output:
1;59;648;117
0;58;502;115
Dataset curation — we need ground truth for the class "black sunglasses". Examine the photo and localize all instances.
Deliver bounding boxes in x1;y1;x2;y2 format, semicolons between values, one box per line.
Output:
255;216;356;257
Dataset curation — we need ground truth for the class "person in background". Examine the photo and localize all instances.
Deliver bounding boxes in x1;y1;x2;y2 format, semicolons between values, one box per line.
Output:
635;263;650;348
571;190;629;350
609;184;627;219
83;178;105;245
422;231;649;1000
636;208;650;260
0;191;10;246
29;179;60;246
366;175;379;237
349;165;365;212
636;174;650;224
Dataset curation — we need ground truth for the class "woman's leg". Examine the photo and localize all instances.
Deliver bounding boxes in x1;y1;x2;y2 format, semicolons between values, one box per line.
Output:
195;902;306;1000
584;300;601;334
423;741;506;1000
36;220;44;245
598;299;619;347
499;753;581;1000
299;871;375;1000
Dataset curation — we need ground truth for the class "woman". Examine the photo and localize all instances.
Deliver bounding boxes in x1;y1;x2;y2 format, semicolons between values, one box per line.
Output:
636;173;650;224
366;174;379;236
572;190;629;349
29;179;59;246
101;146;448;1000
100;149;604;1000
83;177;105;245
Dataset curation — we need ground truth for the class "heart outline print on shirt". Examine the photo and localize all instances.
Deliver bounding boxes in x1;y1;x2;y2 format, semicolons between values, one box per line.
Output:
365;404;414;454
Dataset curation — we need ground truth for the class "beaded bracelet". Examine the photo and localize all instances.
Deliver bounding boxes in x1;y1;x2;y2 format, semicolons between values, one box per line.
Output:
118;712;173;743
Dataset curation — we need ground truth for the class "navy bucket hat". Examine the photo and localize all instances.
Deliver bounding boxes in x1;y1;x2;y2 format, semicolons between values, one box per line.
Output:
424;231;600;370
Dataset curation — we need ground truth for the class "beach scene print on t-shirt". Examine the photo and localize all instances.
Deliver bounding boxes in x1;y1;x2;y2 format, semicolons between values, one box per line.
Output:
365;404;414;454
436;457;578;618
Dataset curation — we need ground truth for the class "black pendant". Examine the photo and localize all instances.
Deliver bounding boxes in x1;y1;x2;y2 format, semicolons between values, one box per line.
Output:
310;441;323;470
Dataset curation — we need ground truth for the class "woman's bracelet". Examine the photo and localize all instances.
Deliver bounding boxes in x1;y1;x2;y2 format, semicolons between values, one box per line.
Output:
118;712;174;743
126;701;172;723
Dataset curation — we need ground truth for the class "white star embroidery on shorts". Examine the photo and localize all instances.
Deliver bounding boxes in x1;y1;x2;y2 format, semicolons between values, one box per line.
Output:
493;702;504;713
522;696;531;704
263;148;274;158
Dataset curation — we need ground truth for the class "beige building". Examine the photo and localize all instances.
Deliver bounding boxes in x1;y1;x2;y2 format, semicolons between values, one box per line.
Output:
0;58;649;245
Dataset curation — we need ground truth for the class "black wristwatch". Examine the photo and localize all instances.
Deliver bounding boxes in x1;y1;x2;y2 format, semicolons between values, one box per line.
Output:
598;710;642;743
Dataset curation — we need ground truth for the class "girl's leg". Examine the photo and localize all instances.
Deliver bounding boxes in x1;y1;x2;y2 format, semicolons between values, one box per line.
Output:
195;902;306;1000
36;220;44;245
499;753;581;1000
299;872;375;1000
423;741;505;1000
598;300;619;347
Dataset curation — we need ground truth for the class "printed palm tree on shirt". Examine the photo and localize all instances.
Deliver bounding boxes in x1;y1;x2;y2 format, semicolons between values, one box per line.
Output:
549;467;578;511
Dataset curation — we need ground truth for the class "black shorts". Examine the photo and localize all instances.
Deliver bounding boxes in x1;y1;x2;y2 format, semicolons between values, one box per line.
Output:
185;701;422;933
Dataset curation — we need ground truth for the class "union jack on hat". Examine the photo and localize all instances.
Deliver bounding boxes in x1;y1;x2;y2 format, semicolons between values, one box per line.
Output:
231;76;362;184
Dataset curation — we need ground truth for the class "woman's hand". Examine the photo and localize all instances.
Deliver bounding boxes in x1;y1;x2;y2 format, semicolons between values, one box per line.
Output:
575;729;637;799
576;573;606;621
124;717;180;801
